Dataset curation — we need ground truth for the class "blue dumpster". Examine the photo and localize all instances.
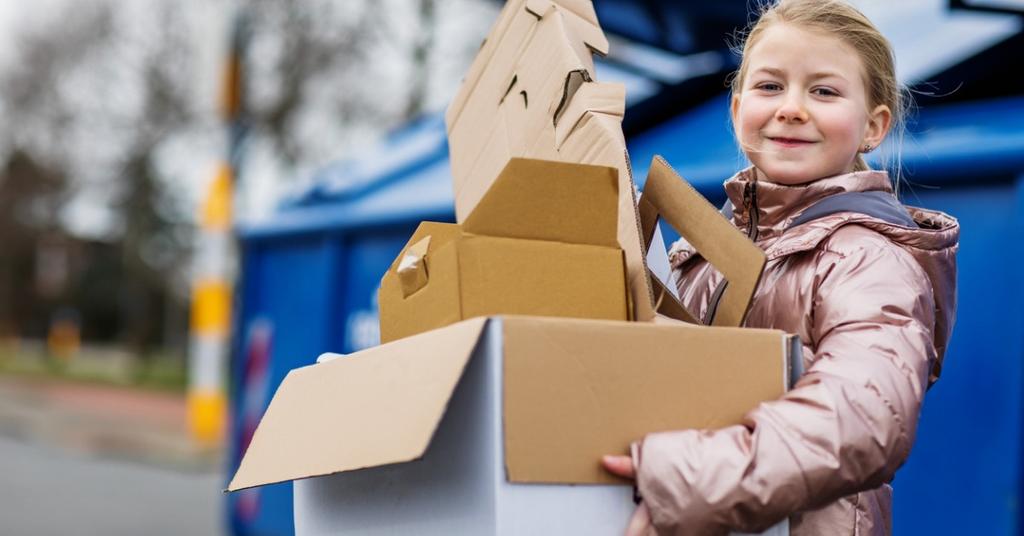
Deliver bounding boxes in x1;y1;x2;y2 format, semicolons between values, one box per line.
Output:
225;119;455;536
227;93;1023;535
225;0;1024;520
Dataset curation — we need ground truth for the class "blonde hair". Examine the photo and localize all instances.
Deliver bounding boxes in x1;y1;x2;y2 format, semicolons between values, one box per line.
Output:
729;0;911;191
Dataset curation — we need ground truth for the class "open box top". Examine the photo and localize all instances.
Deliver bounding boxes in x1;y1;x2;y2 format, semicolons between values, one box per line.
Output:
227;316;798;492
460;157;619;247
375;158;630;342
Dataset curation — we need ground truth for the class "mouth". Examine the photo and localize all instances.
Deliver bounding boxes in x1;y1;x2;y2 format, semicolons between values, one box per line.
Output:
768;137;815;147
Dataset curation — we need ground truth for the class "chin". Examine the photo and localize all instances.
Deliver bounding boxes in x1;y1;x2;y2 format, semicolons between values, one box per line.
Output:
753;163;822;186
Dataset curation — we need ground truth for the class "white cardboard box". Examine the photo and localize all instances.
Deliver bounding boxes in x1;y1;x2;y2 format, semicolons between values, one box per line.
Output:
291;319;791;535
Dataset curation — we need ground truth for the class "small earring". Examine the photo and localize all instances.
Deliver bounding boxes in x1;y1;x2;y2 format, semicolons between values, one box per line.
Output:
863;143;873;153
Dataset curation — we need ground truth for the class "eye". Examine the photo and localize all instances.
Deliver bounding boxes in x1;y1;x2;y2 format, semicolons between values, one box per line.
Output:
754;82;782;92
812;87;839;97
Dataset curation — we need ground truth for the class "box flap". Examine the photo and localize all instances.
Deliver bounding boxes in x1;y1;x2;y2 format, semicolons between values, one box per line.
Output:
536;0;606;56
501;316;789;484
554;81;625;148
648;272;699;324
462;158;619;247
452;11;596;214
445;0;607;134
397;235;432;297
639;156;766;327
227;318;489;492
379;222;466;343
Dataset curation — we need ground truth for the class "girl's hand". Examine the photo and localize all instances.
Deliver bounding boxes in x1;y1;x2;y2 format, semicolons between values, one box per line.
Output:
625;502;654;536
601;455;636;479
602;455;654;535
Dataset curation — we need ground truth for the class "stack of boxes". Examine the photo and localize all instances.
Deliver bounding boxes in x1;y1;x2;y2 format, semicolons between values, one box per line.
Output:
228;1;797;534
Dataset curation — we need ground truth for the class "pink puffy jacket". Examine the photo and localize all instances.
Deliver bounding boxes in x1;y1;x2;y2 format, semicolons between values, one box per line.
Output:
635;167;959;535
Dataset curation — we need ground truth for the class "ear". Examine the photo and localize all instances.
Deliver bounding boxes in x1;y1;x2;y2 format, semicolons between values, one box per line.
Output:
730;94;741;130
863;104;892;149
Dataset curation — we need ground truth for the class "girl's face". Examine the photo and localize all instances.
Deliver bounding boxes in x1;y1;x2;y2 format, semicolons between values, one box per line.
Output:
731;23;891;185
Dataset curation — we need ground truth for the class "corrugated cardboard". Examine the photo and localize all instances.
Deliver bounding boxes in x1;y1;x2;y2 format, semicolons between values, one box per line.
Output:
445;0;656;323
502;317;791;484
378;158;630;343
228;315;797;492
638;156;768;327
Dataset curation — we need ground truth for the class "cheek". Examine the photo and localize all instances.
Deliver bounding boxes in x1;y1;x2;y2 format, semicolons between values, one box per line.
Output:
735;101;771;139
819;107;867;145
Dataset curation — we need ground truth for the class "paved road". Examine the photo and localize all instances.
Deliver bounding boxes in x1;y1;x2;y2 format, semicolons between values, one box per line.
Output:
0;375;226;535
0;435;223;535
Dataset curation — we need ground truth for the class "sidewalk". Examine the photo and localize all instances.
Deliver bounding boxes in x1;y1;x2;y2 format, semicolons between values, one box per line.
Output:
0;374;222;472
0;370;227;534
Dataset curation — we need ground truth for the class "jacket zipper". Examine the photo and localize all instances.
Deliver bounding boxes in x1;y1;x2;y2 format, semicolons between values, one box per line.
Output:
705;181;758;324
745;180;760;241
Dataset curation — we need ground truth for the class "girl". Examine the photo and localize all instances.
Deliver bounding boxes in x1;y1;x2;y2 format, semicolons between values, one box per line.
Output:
602;1;959;534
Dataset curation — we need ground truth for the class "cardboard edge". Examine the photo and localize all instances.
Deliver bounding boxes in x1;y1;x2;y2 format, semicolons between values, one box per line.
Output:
498;316;795;484
553;81;626;148
624;148;657;322
446;0;609;133
641;155;766;327
223;365;307;493
226;317;493;492
444;0;528;130
462;158;621;248
526;0;609;55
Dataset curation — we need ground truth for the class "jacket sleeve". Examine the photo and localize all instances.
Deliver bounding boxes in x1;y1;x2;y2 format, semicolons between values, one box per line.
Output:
635;230;937;535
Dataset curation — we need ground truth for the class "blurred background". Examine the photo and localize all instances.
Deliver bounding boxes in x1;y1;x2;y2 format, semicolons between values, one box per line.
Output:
0;0;1020;535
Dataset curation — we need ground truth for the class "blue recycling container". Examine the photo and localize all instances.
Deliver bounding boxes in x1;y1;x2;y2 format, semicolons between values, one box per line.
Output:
225;117;456;535
225;92;1023;535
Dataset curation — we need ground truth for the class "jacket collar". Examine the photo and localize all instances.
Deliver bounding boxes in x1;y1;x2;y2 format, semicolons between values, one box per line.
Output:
724;166;894;239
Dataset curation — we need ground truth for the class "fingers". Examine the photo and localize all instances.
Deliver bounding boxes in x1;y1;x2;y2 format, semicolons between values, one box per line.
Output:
601;455;636;479
625;503;653;536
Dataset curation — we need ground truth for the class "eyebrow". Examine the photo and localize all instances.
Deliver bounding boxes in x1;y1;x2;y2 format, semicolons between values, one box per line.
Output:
751;67;847;82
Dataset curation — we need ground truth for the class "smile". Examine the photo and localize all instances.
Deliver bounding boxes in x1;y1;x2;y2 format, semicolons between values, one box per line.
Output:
769;137;815;148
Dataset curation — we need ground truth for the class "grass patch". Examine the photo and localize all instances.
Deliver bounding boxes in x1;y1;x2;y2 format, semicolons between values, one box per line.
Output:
0;342;188;393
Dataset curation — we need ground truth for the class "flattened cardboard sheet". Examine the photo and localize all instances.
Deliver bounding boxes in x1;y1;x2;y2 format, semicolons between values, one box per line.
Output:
445;0;657;323
639;156;767;327
227;318;489;492
445;0;606;133
501;316;790;484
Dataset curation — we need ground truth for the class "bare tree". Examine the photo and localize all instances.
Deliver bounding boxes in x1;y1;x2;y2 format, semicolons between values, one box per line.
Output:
0;0;203;358
0;0;497;356
240;0;495;176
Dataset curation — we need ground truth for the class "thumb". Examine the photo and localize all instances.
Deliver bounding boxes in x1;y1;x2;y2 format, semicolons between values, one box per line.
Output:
601;455;636;479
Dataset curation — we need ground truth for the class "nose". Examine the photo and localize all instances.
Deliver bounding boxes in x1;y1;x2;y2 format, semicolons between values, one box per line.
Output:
775;91;808;123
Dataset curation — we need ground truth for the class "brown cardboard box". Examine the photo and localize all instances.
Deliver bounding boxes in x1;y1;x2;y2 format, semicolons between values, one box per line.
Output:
378;158;631;343
225;155;796;536
228;315;799;492
445;0;657;323
227;1;793;531
227;154;793;493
